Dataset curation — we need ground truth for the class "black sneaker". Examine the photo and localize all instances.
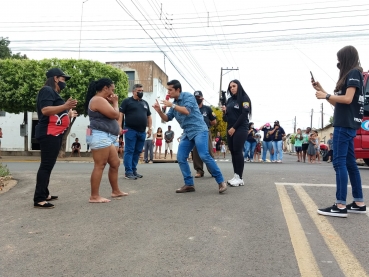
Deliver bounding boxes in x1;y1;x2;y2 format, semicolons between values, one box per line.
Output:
346;202;366;214
317;204;347;218
133;172;143;178
125;174;137;180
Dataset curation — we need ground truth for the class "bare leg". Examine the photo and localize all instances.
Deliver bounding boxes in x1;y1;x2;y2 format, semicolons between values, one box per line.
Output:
170;150;173;159
106;145;128;198
89;147;111;203
159;146;162;159
154;146;158;159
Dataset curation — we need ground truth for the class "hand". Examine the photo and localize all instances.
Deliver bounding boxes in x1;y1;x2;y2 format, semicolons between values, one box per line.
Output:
275;125;279;129
161;100;172;107
221;105;226;113
152;99;161;112
106;94;118;104
228;127;235;136
65;98;77;109
312;80;324;92
315;90;327;99
147;129;152;138
68;109;78;118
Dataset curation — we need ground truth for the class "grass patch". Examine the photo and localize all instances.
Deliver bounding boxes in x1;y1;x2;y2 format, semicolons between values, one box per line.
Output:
0;163;10;177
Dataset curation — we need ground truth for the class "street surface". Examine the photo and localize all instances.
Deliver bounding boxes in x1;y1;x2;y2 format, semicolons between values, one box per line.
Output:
1;154;369;277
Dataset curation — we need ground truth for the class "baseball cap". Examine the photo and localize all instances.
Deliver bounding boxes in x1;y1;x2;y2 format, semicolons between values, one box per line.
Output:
194;91;203;97
265;123;271;127
274;120;280;124
46;68;71;81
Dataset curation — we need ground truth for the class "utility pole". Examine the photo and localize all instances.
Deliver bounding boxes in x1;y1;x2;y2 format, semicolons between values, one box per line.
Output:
310;109;313;129
294;116;296;133
321;103;324;129
78;0;91;59
218;67;239;106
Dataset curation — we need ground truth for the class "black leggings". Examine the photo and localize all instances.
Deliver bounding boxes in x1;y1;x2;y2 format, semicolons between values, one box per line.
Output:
34;135;62;203
227;129;248;178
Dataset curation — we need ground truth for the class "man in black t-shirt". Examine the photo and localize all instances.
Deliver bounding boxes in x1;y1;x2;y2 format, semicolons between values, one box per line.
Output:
70;138;81;157
192;91;217;177
118;84;152;180
164;126;175;159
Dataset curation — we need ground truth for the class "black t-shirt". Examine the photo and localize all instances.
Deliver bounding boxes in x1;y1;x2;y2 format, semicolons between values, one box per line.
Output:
72;142;81;149
272;126;285;141
247;128;256;142
35;86;70;139
119;97;151;132
223;94;249;130
262;126;273;142
333;69;364;130
199;104;216;128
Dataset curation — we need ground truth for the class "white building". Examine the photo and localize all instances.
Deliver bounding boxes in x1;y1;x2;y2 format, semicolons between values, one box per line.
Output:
0;61;183;154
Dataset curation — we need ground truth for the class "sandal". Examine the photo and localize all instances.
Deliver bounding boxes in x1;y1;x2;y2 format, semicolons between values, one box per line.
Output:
46;195;58;201
34;202;55;209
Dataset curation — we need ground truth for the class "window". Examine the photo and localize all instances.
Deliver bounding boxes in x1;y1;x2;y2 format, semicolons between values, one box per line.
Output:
0;111;5;116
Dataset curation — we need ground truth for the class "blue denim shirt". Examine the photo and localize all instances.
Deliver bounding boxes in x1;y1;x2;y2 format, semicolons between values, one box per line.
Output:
167;92;208;140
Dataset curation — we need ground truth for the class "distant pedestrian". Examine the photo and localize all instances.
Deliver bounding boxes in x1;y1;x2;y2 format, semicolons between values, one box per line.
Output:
212;138;217;154
144;126;154;163
254;131;261;162
221;141;226;158
294;128;303;162
152;79;227;193
260;123;274;162
118;84;152;180
314;130;321;163
154;127;163;159
86;125;91;152
164;125;175;159
244;122;257;162
214;131;222;158
302;127;311;163
222;79;251;186
313;45;366;217
269;120;286;163
70;138;81;157
33;68;77;209
307;133;317;163
85;78;128;203
326;133;333;163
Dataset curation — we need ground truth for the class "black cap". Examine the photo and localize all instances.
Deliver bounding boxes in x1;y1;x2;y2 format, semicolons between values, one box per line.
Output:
46;68;71;81
274;120;279;124
194;91;203;97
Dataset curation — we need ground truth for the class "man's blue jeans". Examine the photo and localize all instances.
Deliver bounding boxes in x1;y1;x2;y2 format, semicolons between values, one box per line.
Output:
177;131;224;185
262;141;274;161
244;141;256;160
124;127;146;174
272;140;283;161
333;127;363;204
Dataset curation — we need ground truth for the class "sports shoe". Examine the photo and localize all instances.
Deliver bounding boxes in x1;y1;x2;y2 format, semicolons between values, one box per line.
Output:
125;174;137;180
317;204;347;218
133;172;143;178
228;174;244;187
227;173;237;185
346;202;366;214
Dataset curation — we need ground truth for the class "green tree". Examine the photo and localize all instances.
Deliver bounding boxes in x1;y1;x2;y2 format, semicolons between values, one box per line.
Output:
210;106;227;141
0;58;128;156
0;37;27;60
329;116;333;124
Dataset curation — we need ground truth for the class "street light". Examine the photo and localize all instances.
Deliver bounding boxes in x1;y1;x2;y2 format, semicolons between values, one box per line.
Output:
78;0;91;59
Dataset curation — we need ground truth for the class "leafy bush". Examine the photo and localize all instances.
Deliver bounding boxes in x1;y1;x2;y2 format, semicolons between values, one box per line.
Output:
0;163;10;177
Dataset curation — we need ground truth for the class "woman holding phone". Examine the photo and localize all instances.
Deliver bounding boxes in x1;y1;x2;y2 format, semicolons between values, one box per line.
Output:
313;45;366;217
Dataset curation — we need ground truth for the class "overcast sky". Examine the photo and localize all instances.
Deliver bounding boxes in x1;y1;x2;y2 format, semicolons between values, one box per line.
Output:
2;0;369;133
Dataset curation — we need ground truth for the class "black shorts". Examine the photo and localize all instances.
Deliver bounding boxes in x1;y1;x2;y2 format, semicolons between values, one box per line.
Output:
216;144;221;151
302;144;309;151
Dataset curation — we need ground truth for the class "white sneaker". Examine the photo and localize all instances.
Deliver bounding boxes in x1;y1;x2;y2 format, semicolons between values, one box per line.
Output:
228;174;244;187
227;173;237;184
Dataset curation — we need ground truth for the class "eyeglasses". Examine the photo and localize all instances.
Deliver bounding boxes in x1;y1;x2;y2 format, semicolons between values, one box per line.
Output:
137;90;144;92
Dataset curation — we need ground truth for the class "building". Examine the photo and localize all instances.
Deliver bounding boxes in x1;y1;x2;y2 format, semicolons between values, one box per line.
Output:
0;61;183;154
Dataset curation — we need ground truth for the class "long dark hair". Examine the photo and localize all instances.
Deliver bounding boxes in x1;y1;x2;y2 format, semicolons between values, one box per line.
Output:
227;79;252;117
335;45;362;92
157;127;162;133
44;77;57;91
85;78;114;112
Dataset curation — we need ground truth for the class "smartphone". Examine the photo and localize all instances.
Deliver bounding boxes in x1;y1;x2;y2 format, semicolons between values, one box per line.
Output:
310;71;315;82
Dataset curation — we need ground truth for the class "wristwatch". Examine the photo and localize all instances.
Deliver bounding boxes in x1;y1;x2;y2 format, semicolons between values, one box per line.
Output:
325;94;331;100
172;104;177;109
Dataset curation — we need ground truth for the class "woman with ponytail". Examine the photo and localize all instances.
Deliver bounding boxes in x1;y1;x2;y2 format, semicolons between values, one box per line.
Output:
85;78;128;203
222;79;252;187
313;45;366;217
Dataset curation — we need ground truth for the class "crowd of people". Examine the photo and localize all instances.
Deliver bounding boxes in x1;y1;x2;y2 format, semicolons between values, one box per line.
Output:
29;45;365;220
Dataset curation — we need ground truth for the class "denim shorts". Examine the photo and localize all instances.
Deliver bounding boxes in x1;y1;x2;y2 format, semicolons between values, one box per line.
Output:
87;129;118;150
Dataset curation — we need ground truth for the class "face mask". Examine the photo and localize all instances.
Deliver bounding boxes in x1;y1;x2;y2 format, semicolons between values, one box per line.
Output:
58;81;66;90
196;98;202;105
337;62;341;69
137;92;143;99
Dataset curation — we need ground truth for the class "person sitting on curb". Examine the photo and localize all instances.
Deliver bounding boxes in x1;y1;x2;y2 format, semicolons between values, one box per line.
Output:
70;138;81;157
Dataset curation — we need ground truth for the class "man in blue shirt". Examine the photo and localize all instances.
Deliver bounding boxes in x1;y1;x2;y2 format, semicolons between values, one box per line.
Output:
152;80;227;194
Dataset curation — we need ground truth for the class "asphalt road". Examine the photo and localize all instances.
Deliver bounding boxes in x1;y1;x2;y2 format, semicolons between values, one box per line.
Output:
1;155;369;277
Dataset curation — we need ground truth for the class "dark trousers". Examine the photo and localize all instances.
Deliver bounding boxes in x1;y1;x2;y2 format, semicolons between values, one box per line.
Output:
227;129;248;178
144;140;154;162
192;131;213;175
34;135;62;203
